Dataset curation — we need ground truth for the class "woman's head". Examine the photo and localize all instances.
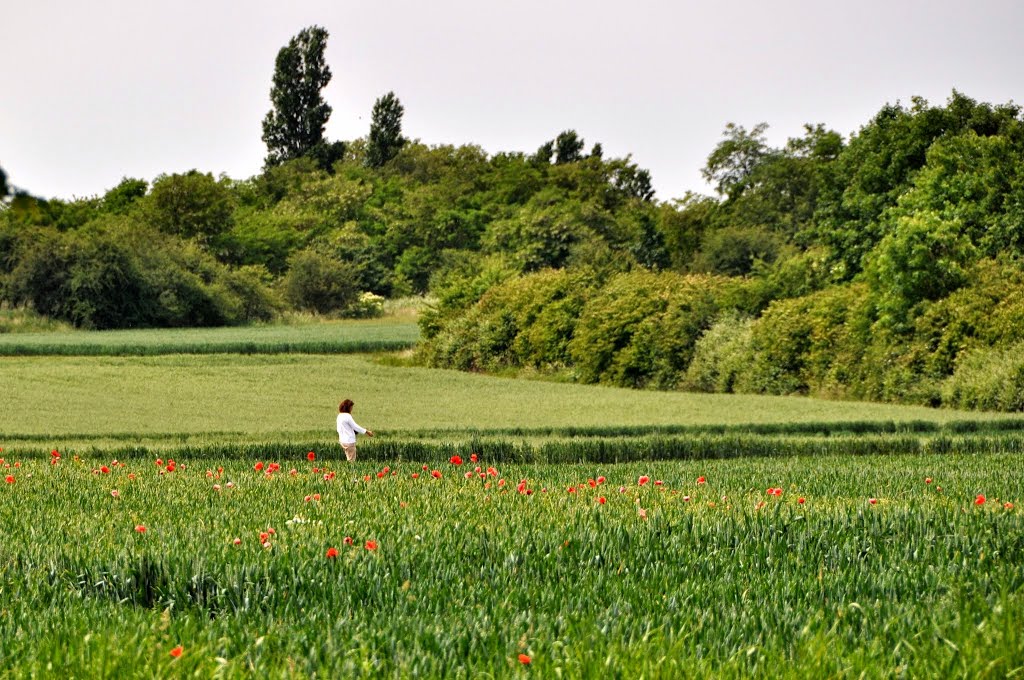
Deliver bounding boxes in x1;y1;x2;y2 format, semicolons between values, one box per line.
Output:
339;399;354;413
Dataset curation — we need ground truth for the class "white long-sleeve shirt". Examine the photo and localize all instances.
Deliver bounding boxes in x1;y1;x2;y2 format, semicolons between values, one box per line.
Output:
336;412;367;444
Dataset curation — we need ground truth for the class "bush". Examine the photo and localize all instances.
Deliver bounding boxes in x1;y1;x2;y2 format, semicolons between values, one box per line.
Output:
742;284;873;396
344;292;386;319
942;342;1024;411
3;221;280;328
568;271;745;388
682;312;755;393
282;250;359;314
421;269;595;372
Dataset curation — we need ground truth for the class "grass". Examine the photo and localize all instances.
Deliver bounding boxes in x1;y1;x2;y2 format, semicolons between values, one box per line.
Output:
2;354;1020;448
0;318;420;356
0;452;1020;677
2;340;1023;676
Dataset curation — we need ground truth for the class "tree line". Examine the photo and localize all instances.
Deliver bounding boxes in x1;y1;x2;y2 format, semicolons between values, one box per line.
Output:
1;26;1023;409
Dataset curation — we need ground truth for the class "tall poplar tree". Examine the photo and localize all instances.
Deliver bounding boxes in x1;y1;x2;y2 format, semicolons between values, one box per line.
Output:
262;26;334;168
365;91;407;168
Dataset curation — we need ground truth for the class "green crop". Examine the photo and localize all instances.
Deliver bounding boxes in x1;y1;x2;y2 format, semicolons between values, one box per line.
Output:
0;319;419;356
0;450;1020;677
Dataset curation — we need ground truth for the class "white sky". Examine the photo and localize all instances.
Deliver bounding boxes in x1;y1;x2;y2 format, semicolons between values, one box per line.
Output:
2;0;1022;202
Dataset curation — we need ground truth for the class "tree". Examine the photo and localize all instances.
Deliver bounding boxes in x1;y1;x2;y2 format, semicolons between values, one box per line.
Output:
262;26;334;168
0;165;8;200
366;91;407;168
102;177;148;214
701;122;770;199
554;130;585;164
865;211;976;332
143;171;235;244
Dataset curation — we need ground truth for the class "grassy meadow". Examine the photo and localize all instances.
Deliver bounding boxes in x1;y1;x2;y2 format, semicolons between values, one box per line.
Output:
1;320;1023;676
0;317;420;356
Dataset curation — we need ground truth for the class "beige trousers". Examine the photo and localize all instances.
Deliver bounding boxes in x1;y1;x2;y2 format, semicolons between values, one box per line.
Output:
341;442;357;462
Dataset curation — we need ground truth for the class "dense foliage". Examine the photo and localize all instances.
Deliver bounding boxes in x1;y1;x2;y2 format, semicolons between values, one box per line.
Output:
419;92;1024;411
2;91;1023;408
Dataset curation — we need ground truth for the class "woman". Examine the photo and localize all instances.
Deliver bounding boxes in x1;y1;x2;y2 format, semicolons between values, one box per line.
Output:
336;399;374;462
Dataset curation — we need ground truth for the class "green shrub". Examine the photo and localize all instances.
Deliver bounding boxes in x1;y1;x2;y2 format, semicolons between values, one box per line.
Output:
569;271;742;388
682;312;754;393
942;342;1024;411
421;268;595;372
282;249;359;314
743;284;873;396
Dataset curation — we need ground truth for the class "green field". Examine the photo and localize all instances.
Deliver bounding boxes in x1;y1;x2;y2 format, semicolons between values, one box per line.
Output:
0;318;420;356
0;453;1020;677
2;323;1023;676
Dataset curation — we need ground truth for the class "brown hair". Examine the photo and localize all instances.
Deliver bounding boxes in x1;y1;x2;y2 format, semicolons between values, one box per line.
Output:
339;399;354;413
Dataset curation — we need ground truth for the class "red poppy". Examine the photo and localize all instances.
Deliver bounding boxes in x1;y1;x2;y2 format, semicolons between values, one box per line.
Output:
343;536;354;546
798;497;806;504
155;458;163;466
169;645;183;658
975;494;986;505
596;476;606;484
166;463;175;473
518;654;531;665
869;498;878;505
422;464;428;470
254;462;264;472
4;475;13;484
925;477;932;484
450;455;463;466
377;471;386;479
697;476;706;485
307;451;316;461
51;449;60;458
431;470;442;479
567;486;576;493
100;465;110;474
313;493;320;501
326;547;338;558
587;479;597;488
134;525;146;533
411;473;419;479
470;453;479;463
654;480;664;486
487;467;498;476
365;540;378;551
638;475;650;486
1005;502;1015;510
464;471;474;479
597;496;606;504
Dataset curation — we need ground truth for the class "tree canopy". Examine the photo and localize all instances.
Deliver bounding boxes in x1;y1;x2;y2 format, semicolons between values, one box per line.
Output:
261;26;336;168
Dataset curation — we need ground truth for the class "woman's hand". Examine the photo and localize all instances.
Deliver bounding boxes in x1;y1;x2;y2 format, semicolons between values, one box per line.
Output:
366;430;375;437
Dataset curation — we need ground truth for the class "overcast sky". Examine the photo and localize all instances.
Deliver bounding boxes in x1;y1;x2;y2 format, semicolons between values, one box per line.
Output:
2;0;1022;203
